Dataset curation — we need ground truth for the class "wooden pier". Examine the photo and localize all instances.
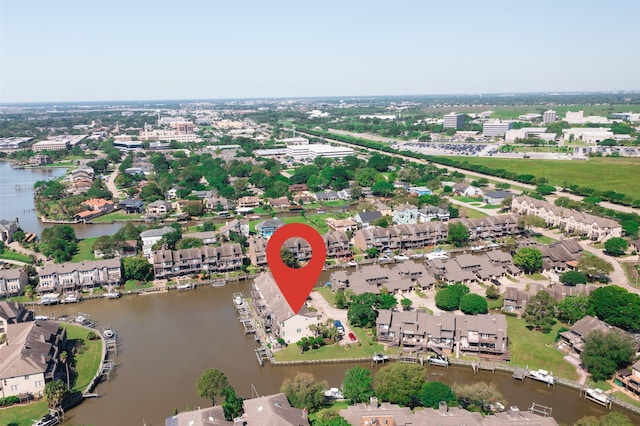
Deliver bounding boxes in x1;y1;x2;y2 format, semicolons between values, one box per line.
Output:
471;361;496;373
512;367;528;380
529;402;552;417
255;346;272;366
99;361;116;381
397;355;424;366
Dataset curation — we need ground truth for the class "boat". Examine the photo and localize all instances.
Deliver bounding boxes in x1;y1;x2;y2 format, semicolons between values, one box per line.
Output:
393;253;409;261
345;261;357;267
586;388;611;405
427;355;450;366
32;413;59;426
528;369;556;385
103;290;121;299
426;249;448;261
323;388;344;400
40;293;60;305
103;328;115;339
35;315;49;321
234;295;244;306
177;283;194;291
61;291;79;303
373;353;389;362
74;313;95;328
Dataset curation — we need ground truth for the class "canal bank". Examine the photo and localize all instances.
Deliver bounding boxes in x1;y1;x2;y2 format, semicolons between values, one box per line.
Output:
34;283;640;426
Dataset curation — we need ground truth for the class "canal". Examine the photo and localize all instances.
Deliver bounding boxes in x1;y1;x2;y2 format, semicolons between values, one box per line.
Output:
38;282;639;426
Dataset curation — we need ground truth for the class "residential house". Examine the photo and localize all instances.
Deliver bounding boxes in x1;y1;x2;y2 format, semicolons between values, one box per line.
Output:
288;183;308;193
330;264;413;295
323;231;352;259
147;200;172;216
418;205;450;222
353;211;382;228
393;204;419;225
219;219;250;239
165;188;178;200
315;191;339;202
484;190;512;205
453;183;483;197
140;226;176;257
182;231;217;245
152;243;244;278
0;301;31;326
560;315;628;354
268;197;290;209
0;269;28;297
374;202;393;216
255;218;285;239
617;360;640;398
408;186;432;196
511;195;623;241
0;218;19;243
282;237;313;263
376;309;509;359
0;321;66;398
166;393;310;426
237;196;260;209
353;221;449;253
538;239;583;272
337;188;351;200
252;273;320;344
204;196;231;215
118;198;144;214
82;198;115;213
191;190;215;199
248;236;267;266
28;154;51;166
326;218;357;233
461;214;521;240
37;259;122;294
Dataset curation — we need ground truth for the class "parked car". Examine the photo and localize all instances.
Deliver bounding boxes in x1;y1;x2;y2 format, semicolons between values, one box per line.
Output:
334;320;345;335
393;253;409;261
348;332;357;341
490;278;501;286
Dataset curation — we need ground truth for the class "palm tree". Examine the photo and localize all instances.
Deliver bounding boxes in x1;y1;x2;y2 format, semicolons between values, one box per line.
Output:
60;351;70;390
44;379;68;409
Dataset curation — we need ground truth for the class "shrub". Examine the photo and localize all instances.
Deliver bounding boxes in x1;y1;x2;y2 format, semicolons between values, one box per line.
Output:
0;395;20;407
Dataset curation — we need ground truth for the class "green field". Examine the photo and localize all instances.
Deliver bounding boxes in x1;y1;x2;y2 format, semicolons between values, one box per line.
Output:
438;156;640;200
0;250;31;263
71;237;98;262
459;207;489;219
506;316;578;381
89;211;142;223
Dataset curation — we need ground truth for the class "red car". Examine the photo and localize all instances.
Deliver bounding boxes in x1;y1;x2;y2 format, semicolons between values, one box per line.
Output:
348;332;357;341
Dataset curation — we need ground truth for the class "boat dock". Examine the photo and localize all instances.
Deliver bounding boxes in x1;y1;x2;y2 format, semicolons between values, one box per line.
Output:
397;354;424;365
233;292;257;335
99;361;116;381
581;387;613;408
471;360;496;373
513;367;528;380
255;346;273;366
529;402;552;417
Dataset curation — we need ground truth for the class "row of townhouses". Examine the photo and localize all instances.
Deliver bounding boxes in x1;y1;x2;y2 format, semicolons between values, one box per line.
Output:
376;309;509;359
248;230;352;266
511;195;622;241
152;243;243;279
36;259;122;294
353;214;521;252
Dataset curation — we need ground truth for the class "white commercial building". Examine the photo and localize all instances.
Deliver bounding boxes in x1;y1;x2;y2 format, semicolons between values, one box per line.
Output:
286;144;354;160
564;111;611;125
504;127;554;143
543;110;557;124
483;120;514;137
443;112;464;129
562;128;614;144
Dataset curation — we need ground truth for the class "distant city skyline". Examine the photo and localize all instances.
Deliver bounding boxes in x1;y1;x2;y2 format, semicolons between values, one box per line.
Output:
1;0;639;103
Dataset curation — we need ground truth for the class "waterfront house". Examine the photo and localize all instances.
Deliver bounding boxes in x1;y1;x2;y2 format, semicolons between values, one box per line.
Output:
314;190;339;202
219;219;250;239
616;360;640;398
0;320;66;399
323;230;352;259
237;196;260;209
0;218;19;243
252;273;320;344
248;236;267;266
268;197;290;209
0;301;32;325
140;226;176;257
151;243;243;278
353;211;382;228
204;195;230;214
147;200;172;216
393;203;419;225
255;218;285;239
118;198;144;214
0;269;28;297
326;218;357;233
560;315;629;354
37;258;122;294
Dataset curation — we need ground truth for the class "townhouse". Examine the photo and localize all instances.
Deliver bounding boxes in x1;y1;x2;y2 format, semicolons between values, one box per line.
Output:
151;243;243;279
37;259;122;294
511;195;622;241
376;309;509;359
323;230;352;259
0;269;28;297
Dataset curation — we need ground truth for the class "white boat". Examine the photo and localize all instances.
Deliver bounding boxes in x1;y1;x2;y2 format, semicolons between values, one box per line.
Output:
103;329;115;339
345;261;357;267
61;292;79;303
528;369;556;385
586;388;611;405
323;388;344;399
74;313;95;327
33;413;59;426
426;250;448;261
35;315;49;321
40;293;60;305
234;295;244;306
177;283;194;291
373;353;389;362
393;254;409;261
103;291;121;299
378;255;392;263
427;355;450;366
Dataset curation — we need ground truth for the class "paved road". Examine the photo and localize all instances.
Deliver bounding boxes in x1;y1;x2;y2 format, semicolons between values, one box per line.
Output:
448;198;503;217
313;129;639;216
105;168;121;199
310;290;357;346
8;241;46;263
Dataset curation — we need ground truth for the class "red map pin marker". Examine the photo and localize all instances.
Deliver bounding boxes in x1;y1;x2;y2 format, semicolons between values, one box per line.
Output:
266;223;326;314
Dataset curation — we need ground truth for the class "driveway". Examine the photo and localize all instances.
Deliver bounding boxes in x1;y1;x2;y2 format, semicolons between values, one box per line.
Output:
310;290;357;346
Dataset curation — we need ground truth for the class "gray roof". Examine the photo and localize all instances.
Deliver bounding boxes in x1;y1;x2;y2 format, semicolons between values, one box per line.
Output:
242;393;310;426
39;258;121;276
355;211;382;223
485;190;512;199
140;226;176;239
0;321;62;380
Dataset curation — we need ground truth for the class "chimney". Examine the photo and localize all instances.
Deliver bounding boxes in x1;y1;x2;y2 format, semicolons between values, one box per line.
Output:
370;396;379;408
439;401;447;413
302;407;308;420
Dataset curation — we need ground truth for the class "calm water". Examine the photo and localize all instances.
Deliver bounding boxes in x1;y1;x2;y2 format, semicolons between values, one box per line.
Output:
40;283;639;426
0;161;122;239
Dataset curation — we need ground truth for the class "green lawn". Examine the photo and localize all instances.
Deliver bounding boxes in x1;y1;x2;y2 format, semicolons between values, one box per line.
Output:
532;234;557;245
2;399;48;426
438;156;640;200
527;273;548;281
315;286;336;307
310;401;349;420
124;280;153;291
0;250;31;263
454;196;484;203
487;295;504;310
273;326;385;362
480;205;501;209
71;237;98;262
506;316;577;381
460;208;489;219
89;211;142;223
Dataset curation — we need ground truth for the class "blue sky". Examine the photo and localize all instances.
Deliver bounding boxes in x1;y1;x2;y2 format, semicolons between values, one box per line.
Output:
1;0;639;103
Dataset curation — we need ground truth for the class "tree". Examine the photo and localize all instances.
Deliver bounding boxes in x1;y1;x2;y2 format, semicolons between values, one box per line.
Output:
221;386;243;421
560;270;587;286
354;167;380;187
365;247;379;259
587;286;640;331
122;257;153;282
367;153;392;172
621;220;639;238
582;330;635;381
44;379;68;409
419;381;456;409
280;372;327;411
577;255;613;279
342;366;374;403
453;382;504;413
604;237;628;256
374;363;425;407
371;181;395;197
40;225;77;263
459;294;488;314
182;200;205;217
177;237;204;250
435;284;469;311
280;247;299;268
197;368;229;405
400;298;413;311
447;222;469;247
348;293;386;327
335;289;347;309
313;411;351;426
486;285;500;300
513;247;543;274
557;295;589;324
523;291;556;333
60;351;70;390
372;215;392;228
535;185;556;195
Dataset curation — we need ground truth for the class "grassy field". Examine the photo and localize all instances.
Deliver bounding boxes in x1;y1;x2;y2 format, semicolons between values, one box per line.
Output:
273;326;386;362
2;400;48;426
438;156;640;200
454;196;483;203
71;237;98;262
90;211;142;223
315;286;336;307
459;207;489;219
532;234;557;245
124;280;153;291
0;250;31;263
506;316;577;381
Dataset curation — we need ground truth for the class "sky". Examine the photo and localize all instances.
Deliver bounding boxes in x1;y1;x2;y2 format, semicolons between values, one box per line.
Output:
1;0;639;103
